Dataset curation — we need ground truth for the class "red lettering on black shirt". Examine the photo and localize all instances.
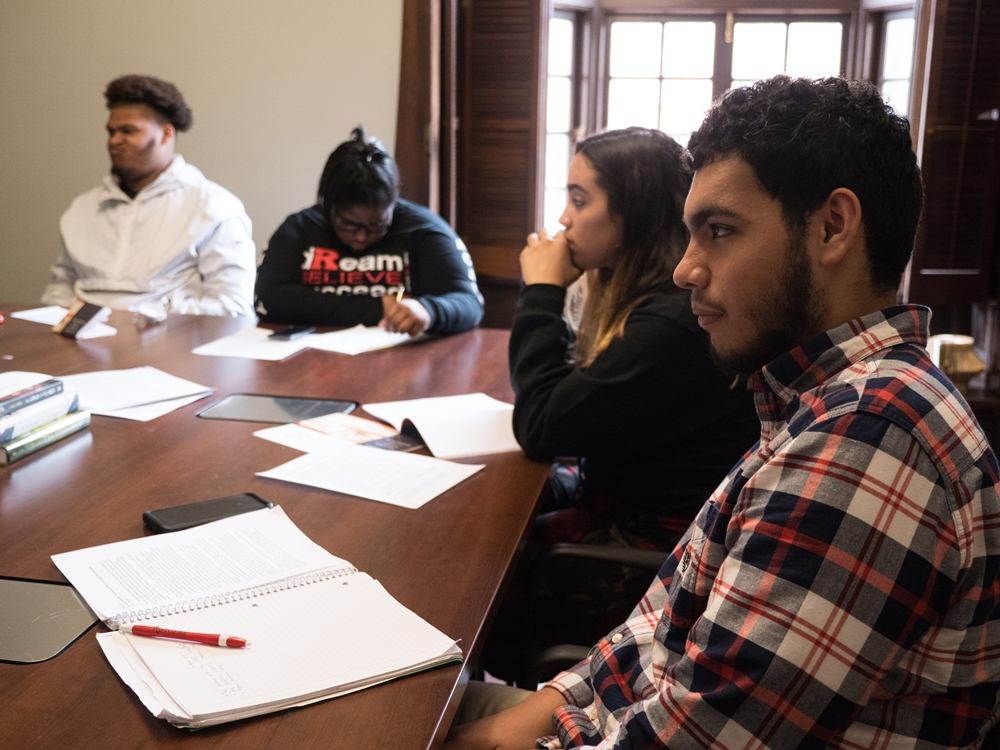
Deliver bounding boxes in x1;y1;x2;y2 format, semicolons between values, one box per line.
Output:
309;247;341;270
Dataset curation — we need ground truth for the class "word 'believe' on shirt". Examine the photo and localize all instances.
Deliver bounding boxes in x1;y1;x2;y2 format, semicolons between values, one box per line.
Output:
301;247;405;296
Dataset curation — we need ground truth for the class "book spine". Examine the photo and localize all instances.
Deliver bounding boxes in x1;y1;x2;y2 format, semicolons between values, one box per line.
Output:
0;391;79;443
0;379;64;417
0;410;91;466
106;565;359;628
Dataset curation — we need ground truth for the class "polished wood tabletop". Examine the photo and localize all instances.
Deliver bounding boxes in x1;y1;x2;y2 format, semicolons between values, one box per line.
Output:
0;308;548;749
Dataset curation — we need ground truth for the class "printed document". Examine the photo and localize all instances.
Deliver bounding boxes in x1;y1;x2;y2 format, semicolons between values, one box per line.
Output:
59;366;212;414
52;507;461;728
363;393;520;459
51;506;347;621
257;441;483;509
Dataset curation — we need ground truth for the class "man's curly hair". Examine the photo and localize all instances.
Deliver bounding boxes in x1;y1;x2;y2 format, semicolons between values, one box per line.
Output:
104;75;193;132
687;76;923;292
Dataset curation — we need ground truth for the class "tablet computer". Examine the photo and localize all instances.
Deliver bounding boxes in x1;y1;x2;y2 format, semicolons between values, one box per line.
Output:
195;393;358;423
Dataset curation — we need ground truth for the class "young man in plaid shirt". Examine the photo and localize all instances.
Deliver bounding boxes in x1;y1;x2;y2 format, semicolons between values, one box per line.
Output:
447;77;1000;749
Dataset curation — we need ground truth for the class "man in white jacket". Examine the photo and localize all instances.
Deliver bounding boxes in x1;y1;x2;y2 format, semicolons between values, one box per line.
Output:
42;75;255;317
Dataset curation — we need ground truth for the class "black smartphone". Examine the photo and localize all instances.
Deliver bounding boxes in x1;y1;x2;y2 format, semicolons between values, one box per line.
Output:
269;325;315;340
142;493;272;534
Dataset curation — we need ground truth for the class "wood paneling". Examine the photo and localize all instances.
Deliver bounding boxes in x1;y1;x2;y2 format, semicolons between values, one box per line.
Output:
906;0;1000;306
459;0;546;280
396;0;439;211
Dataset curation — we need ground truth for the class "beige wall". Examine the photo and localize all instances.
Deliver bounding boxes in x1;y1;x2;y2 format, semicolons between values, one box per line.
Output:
0;0;402;304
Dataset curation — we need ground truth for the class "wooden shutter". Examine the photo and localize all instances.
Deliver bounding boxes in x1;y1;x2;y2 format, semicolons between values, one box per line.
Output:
458;0;547;278
905;0;1000;306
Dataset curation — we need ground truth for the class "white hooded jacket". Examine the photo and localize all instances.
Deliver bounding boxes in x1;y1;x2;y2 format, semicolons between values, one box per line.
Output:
42;155;255;316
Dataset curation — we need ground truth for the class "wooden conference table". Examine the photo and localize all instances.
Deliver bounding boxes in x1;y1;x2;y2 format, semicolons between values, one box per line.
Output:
0;307;549;750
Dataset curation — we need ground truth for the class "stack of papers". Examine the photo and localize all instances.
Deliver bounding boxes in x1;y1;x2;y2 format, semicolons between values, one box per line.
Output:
257;442;483;509
363;393;521;459
253;394;517;508
192;325;417;360
60;366;212;421
10;305;117;339
51;507;462;728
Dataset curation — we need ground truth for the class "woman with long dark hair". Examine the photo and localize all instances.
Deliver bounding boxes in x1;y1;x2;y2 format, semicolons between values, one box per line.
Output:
511;127;759;552
477;128;758;685
255;127;483;334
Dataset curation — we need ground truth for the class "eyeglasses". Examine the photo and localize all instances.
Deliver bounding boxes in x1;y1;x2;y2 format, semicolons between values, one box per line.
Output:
332;210;393;238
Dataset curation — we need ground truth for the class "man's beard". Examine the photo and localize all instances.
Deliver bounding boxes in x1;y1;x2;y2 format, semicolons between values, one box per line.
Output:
709;230;827;379
110;137;158;183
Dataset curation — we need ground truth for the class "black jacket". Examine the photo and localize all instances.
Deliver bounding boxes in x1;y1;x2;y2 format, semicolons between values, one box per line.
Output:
510;283;760;541
254;200;483;333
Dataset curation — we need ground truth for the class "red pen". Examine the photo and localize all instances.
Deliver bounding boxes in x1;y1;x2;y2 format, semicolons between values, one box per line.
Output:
119;623;250;648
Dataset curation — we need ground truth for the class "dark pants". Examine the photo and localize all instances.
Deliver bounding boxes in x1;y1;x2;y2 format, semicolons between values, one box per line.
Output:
478;462;677;686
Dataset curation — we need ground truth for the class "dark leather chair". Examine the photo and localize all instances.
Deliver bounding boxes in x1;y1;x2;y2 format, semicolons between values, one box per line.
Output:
520;542;670;687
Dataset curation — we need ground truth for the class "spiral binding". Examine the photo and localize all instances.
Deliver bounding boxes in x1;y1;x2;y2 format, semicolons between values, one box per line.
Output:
106;566;357;628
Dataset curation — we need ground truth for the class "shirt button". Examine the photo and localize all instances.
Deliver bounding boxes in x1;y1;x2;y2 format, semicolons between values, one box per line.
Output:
611;633;623;644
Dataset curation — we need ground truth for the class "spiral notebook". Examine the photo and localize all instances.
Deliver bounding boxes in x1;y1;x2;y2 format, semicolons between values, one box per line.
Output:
51;507;461;728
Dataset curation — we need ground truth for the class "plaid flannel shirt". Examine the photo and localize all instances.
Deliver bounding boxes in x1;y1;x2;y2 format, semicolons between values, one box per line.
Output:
542;306;1000;749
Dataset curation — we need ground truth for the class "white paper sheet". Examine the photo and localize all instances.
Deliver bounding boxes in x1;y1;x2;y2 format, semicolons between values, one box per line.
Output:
10;306;117;337
257;442;483;509
362;393;520;459
95;572;460;727
51;506;348;622
305;325;415;355
192;327;311;360
93;393;210;421
254;413;397;453
60;366;212;412
9;306;67;325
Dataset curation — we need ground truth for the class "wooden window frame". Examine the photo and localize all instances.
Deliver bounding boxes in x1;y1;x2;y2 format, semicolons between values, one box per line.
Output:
600;11;852;132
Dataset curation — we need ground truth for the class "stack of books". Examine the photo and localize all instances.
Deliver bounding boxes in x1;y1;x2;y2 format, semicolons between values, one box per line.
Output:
0;373;91;466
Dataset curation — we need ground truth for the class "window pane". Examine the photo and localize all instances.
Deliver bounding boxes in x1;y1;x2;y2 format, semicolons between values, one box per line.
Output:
662;22;715;78
545;133;571;189
544;189;567;234
661;79;714;138
547;76;572;133
732;23;787;80
881;79;911;117
786;22;842;78
549;17;574;77
607;78;661;129
883;17;915;79
609;22;663;78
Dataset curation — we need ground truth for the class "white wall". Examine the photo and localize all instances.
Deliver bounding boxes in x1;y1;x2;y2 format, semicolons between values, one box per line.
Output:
0;0;402;304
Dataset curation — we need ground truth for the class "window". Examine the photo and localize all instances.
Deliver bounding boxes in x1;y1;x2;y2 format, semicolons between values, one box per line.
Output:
605;14;848;140
543;13;578;234
607;20;716;145
731;19;845;86
877;10;916;117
